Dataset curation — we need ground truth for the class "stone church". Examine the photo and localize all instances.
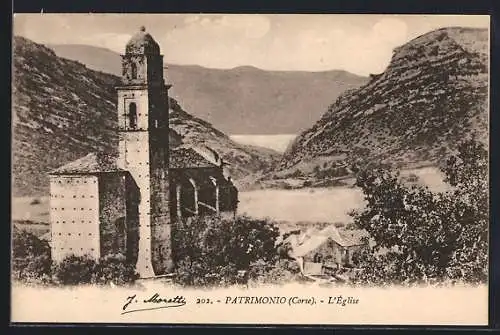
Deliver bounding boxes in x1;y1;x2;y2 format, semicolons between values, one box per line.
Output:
48;27;239;278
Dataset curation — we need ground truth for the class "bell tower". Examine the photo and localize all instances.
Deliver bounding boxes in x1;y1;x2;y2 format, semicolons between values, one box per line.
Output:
116;26;172;277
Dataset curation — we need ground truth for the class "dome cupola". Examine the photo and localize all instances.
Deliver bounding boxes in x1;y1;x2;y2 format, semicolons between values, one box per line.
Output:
125;26;160;55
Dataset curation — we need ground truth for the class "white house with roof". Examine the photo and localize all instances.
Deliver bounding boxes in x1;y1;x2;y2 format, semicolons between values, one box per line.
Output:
283;225;369;276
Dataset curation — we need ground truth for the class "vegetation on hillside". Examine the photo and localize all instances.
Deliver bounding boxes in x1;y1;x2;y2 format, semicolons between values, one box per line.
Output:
48;43;368;135
279;27;488;177
12;36;279;197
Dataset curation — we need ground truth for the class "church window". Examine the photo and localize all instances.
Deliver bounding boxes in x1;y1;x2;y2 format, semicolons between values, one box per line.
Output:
128;102;138;129
131;62;137;79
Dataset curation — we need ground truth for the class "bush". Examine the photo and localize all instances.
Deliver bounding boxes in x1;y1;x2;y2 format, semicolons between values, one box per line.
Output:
13;254;53;283
172;215;280;287
93;254;139;285
53;255;97;285
12;229;52;283
248;259;301;286
53;254;139;286
12;228;50;259
30;198;41;205
12;228;139;286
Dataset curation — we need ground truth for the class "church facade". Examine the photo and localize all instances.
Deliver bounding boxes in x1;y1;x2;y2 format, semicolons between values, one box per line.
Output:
48;27;238;278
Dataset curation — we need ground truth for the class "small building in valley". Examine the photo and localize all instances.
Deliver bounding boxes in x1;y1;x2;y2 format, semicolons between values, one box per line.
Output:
284;226;369;276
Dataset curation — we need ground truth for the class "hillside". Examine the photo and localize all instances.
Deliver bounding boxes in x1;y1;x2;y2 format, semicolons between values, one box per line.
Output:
12;36;280;197
277;27;489;178
47;44;368;135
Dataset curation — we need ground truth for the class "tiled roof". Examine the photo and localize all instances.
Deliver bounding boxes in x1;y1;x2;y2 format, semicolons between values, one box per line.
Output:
49;153;123;175
285;226;368;258
169;147;218;169
50;145;221;175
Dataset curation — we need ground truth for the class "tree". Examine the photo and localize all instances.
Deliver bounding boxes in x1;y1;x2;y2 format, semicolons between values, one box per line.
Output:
349;139;488;285
171;215;280;287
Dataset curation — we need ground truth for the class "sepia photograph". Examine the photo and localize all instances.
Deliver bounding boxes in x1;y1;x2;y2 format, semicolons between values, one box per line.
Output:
11;13;489;324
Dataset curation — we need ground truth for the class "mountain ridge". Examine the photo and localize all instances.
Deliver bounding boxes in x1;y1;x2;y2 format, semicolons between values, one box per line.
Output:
277;27;488;178
12;36;280;197
45;42;368;135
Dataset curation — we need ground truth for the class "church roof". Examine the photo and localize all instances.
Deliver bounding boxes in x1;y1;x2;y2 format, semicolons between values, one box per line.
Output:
50;146;219;175
49;153;124;175
169;147;219;169
125;26;160;55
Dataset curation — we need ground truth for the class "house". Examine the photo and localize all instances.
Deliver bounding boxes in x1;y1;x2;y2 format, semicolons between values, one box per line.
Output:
284;225;369;276
48;27;238;278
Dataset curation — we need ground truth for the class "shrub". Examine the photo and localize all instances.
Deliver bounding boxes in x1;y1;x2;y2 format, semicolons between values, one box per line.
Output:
13;254;53;283
30;198;41;205
12;229;52;283
93;254;139;285
12;228;50;259
172;215;280;287
248;259;301;286
53;255;97;285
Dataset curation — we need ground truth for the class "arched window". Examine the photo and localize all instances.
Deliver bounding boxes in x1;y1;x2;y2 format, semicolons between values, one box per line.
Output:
130;63;137;80
128;102;137;129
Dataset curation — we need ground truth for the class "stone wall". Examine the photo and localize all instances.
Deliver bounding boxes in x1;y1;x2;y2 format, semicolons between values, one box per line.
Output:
149;135;171;274
98;172;127;258
124;173;140;266
49;174;100;262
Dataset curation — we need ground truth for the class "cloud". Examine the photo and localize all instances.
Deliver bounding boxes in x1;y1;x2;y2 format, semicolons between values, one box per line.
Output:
216;15;271;39
372;18;409;44
159;15;411;75
14;14;489;75
246;17;409;75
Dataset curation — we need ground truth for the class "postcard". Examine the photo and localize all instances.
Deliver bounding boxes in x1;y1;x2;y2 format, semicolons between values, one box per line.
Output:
11;13;490;325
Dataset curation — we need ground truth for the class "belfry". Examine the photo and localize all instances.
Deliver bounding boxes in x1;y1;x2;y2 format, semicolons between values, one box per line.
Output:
48;27;239;278
116;26;172;277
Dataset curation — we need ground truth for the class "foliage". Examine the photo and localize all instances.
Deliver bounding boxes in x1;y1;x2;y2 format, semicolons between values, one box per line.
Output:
52;253;139;286
350;139;488;285
53;254;97;285
247;259;302;286
93;254;139;285
12;228;138;287
12;229;52;283
171;215;280;287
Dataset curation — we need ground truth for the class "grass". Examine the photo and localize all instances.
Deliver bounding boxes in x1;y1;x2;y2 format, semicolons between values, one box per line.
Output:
12;196;50;223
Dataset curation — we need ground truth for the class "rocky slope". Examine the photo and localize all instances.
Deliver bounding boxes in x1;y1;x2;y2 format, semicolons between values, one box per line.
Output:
12;36;280;197
277;27;489;177
47;44;368;135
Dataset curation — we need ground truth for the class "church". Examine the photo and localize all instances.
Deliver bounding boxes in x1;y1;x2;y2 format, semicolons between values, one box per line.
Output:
48;27;239;278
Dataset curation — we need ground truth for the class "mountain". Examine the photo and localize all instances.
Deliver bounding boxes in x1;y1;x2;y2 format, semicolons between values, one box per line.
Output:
277;27;489;177
12;36;280;197
47;44;368;135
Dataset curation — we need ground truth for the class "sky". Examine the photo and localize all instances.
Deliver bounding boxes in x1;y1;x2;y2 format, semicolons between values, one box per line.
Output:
13;14;489;76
